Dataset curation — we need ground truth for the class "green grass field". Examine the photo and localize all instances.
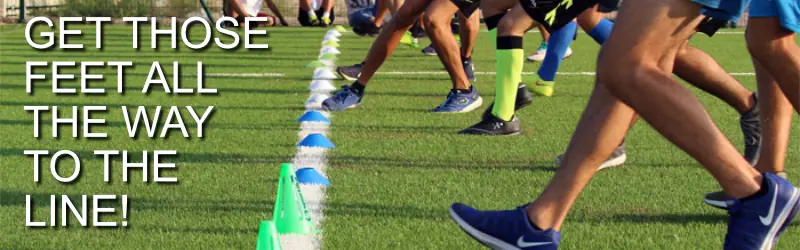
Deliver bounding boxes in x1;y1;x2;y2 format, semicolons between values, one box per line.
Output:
1;24;799;249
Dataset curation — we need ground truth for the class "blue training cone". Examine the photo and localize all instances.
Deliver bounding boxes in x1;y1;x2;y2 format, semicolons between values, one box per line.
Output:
296;168;330;186
297;111;330;123
297;133;335;148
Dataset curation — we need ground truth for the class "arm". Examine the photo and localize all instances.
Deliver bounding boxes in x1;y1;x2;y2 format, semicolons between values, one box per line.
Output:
265;0;289;26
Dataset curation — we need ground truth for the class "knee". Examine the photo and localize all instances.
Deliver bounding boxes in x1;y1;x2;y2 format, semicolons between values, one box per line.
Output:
597;53;655;96
422;13;448;32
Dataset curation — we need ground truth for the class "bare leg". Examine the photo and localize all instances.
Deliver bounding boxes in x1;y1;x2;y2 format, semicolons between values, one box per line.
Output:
526;0;760;230
752;56;794;174
538;25;550;42
299;0;312;12
457;11;480;59
322;0;335;14
422;0;471;90
357;0;430;84
747;18;800;113
674;43;755;113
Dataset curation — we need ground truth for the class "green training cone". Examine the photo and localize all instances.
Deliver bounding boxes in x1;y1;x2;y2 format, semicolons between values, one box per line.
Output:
323;40;339;47
272;163;315;234
305;60;325;68
335;25;346;32
318;53;337;61
256;220;282;250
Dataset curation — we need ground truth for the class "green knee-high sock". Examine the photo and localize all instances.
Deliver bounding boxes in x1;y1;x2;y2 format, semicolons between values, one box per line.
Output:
492;36;524;121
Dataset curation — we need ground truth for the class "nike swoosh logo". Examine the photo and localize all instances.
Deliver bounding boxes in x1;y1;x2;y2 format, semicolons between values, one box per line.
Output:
517;236;552;248
759;183;779;226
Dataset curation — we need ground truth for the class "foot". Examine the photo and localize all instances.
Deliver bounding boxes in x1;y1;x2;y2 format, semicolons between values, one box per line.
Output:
321;85;362;111
740;94;761;165
526;43;574;62
421;44;437;56
431;87;483;113
724;173;800;250
309;16;320;26
449;203;561;250
463;58;476;82
336;63;363;81
555;142;627;170
400;32;420;48
704;172;789;210
482;84;535;120
320;16;332;27
459;113;521;136
531;80;555;97
526;42;548;62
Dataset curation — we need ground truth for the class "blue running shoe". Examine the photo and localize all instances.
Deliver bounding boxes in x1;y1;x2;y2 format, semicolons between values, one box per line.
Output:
450;203;560;250
321;85;362;111
724;173;800;250
431;87;482;113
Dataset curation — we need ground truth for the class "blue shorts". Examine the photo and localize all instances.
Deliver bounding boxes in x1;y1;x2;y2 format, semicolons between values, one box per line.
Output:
750;0;800;33
692;0;749;22
348;7;377;29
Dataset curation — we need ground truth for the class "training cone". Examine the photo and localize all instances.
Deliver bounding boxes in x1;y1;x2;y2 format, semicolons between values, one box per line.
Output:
323;40;340;47
323;35;339;42
309;80;337;92
313;68;338;80
305;94;329;106
328;29;343;37
256;220;282;250
297;133;335;148
297;111;330;123
335;25;346;33
320;47;341;55
305;60;326;68
318;53;337;61
296;168;330;186
273;163;316;234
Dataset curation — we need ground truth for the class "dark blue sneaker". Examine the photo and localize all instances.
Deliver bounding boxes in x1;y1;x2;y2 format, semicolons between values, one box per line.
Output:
450;203;560;250
321;85;362;111
431;87;483;113
724;173;800;250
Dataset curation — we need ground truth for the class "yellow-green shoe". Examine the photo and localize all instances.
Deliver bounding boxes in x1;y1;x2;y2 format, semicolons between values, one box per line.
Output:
400;31;420;48
531;80;554;97
309;16;320;26
321;16;331;26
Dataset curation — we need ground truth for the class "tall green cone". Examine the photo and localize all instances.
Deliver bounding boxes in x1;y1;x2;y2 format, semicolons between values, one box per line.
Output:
256;220;282;250
272;163;315;234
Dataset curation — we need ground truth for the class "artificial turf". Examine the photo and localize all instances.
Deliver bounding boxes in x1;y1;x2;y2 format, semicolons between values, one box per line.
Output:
0;24;798;249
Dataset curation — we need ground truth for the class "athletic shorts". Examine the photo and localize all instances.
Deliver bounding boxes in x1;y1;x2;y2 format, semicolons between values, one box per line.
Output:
519;0;600;31
451;0;481;18
597;0;620;13
692;0;747;22
348;7;377;29
298;8;336;26
750;0;800;33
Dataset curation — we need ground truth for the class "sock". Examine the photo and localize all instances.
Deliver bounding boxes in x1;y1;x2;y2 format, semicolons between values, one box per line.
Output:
322;12;330;19
351;81;366;96
741;176;770;202
308;10;317;19
588;19;613;44
537;21;577;82
455;87;471;93
492;36;524;121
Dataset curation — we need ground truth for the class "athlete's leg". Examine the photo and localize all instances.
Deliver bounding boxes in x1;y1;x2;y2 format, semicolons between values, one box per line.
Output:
530;21;577;97
357;0;431;84
747;18;800;113
528;0;760;230
753;59;794;174
422;0;471;90
457;11;480;59
491;5;536;121
674;43;755;113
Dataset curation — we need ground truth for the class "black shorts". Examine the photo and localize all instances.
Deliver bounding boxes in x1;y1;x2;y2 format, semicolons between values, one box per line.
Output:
597;0;620;13
298;8;336;26
519;0;599;31
451;0;481;18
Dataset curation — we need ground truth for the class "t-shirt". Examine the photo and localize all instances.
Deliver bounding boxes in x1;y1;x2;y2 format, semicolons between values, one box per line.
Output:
347;0;376;15
239;0;264;17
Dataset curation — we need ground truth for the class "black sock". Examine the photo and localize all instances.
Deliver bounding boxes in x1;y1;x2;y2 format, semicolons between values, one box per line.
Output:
462;56;471;62
741;176;769;202
351;81;366;96
455;88;471;94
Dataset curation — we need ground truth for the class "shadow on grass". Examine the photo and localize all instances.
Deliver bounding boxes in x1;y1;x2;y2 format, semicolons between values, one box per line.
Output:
324;202;448;221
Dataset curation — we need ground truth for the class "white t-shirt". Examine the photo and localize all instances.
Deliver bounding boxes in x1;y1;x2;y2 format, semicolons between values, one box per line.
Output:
239;0;264;17
346;0;376;15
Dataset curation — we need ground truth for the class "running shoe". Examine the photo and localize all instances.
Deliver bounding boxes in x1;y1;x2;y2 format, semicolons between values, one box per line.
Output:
321;85;362;111
431;87;483;113
450;203;560;250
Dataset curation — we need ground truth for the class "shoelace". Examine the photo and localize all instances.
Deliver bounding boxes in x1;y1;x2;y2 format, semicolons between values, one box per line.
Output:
439;92;460;108
741;117;760;146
